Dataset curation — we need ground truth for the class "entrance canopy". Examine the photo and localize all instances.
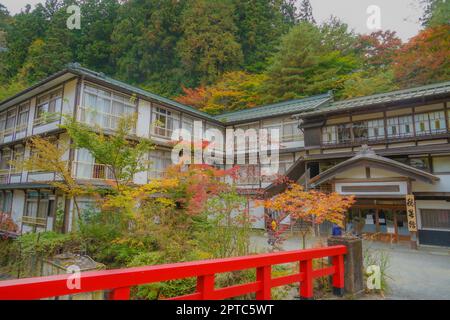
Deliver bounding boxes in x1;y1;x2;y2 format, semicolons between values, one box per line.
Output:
309;146;439;197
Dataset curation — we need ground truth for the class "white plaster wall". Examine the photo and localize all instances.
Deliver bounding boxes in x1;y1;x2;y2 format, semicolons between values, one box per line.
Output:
412;175;450;192
335;167;366;179
136;99;151;139
26;97;36;138
62;79;77;116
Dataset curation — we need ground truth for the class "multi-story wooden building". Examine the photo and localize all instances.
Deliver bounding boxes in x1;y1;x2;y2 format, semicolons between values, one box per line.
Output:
0;64;449;247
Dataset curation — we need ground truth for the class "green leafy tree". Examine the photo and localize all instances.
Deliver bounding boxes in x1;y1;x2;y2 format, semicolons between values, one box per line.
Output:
0;4;11;83
3;4;49;79
232;0;292;72
112;0;186;97
421;0;450;27
74;0;120;75
262;21;360;102
341;71;397;99
61;115;154;190
177;0;243;85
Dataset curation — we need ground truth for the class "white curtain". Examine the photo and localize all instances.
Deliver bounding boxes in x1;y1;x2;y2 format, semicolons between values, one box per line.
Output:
76;149;95;179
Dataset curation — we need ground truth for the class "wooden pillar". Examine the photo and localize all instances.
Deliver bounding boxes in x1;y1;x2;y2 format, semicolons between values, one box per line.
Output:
394;211;399;243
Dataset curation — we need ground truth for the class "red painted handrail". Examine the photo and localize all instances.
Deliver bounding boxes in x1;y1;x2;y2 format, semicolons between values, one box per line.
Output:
0;245;346;300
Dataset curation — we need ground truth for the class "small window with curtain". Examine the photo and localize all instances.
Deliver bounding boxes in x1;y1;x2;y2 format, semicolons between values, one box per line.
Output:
322;126;336;144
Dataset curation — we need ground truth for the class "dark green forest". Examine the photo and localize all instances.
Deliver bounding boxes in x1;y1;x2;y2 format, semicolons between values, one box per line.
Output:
0;0;448;114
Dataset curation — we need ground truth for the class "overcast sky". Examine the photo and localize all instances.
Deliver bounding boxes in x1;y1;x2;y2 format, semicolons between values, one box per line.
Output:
2;0;425;41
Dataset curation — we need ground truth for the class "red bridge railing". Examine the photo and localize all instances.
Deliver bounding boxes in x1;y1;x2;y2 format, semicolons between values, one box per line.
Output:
0;245;346;300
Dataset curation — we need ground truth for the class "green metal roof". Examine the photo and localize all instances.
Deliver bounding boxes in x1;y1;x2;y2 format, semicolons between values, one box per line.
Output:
213;93;333;124
303;81;450;117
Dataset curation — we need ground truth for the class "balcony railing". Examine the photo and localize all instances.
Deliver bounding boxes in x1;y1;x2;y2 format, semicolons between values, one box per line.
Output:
322;129;450;147
0;125;27;144
33;114;60;127
0;169;9;184
73;161;115;180
0;245;346;300
78;107;136;134
21;216;47;228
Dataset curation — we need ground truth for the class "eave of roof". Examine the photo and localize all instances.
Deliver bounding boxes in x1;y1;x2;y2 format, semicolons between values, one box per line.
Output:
309;150;440;187
213;93;333;124
302;81;450;118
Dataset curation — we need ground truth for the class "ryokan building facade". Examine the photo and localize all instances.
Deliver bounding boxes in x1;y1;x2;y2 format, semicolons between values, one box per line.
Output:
0;64;449;247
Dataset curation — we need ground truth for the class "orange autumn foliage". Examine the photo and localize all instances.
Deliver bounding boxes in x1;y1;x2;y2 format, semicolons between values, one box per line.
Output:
392;25;450;88
264;182;355;228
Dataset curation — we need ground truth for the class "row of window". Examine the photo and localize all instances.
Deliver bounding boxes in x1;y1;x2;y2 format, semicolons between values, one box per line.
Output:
75;148;174;181
322;111;449;144
81;84;222;140
234;118;303;146
0;88;63;145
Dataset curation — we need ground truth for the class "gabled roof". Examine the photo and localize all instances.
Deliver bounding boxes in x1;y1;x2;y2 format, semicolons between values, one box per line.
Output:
309;146;440;186
213;93;333;124
302;81;450;117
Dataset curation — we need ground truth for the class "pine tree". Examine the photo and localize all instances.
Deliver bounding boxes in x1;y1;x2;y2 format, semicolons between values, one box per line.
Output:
262;21;360;102
111;0;187;97
232;0;291;72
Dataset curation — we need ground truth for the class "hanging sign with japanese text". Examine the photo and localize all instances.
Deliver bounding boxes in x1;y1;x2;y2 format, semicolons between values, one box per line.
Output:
405;194;417;232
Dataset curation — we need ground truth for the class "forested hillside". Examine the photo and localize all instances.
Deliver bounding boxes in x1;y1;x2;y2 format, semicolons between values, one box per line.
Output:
0;0;448;115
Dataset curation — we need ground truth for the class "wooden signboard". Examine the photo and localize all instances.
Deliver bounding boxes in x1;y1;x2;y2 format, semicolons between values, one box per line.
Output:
405;195;417;232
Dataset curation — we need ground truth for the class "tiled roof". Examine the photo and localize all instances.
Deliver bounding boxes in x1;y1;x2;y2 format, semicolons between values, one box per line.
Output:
213;93;333;124
302;81;450;117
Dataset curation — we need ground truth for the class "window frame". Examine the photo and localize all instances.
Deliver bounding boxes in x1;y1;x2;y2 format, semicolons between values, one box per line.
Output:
151;105;180;138
148;150;173;179
81;83;137;131
34;88;63;126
